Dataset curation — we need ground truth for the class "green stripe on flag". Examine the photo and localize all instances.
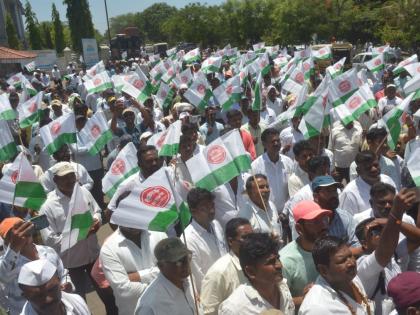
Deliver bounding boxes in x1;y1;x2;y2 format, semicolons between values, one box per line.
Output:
137;83;154;103
296;95;317;116
185;56;201;64
315;54;332;60
222;93;241;111
105;166;140;198
303;122;321;139
340;100;377;126
202;65;220;74
0;142;18;162
148;204;179;232
0;109;16;121
261;65;272;76
332;88;359;107
413;176;420;187
88;82;113;94
370;64;385;73
162;89;175;109
15;181;46;210
198;90;213;111
386;108;403;150
71;210;94;241
88;130;113;156
159;143;179;157
195;155;251;191
45;133;77;155
19;111;40;128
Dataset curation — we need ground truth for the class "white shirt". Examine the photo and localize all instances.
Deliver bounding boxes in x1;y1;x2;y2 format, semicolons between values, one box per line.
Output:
252;153;294;211
267;97;284;116
377;96;402;116
39;186;102;268
40;161;93;193
238;197;282;236
100;228;167;315
288;165;310;197
218;280;295;315
212;179;244;229
51;68;61;80
20;291;90;315
135;273;200;315
339;174;396;216
69;132;103;171
201;252;248;315
183;220;227;292
279;126;304;159
328;120;363;168
260;107;276;125
299;276;374;315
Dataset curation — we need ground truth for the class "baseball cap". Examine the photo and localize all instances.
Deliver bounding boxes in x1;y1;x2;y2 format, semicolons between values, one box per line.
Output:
311;175;340;191
387;271;420;309
52;161;75;177
154;237;191;263
0;217;23;239
122;107;135;116
293;200;332;223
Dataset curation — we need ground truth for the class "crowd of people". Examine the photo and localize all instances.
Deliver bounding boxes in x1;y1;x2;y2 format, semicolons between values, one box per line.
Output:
0;42;420;315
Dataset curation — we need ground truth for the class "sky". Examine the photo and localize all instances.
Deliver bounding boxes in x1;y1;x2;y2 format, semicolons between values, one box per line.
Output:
29;0;225;34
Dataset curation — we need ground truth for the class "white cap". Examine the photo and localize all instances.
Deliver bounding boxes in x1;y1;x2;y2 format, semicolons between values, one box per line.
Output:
179;83;188;90
52;161;75;177
18;259;57;286
139;131;153;141
179;112;191;119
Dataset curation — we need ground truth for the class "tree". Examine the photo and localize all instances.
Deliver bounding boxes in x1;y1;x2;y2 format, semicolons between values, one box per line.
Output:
138;3;177;43
5;13;20;49
52;3;65;54
40;22;53;49
24;1;43;50
63;0;95;52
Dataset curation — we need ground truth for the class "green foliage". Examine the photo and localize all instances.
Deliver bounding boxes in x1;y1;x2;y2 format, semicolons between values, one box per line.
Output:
5;13;20;49
52;3;65;54
40;22;54;49
63;0;95;52
24;1;43;50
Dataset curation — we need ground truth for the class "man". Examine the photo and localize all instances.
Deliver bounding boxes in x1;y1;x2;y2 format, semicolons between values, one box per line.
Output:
219;233;295;315
201;218;253;315
266;85;283;116
355;187;419;315
0;218;72;315
18;259;89;315
100;216;167;314
226;109;256;160
252;128;295;211
260;93;276;126
107;145;163;213
388;272;420;315
280;201;331;307
135;238;200;315
40;145;93;193
328;120;363;183
111;107;142;146
51;65;61;80
288;140;314;197
200;106;224;144
299;236;372;314
340;151;396;216
39;162;102;299
242;108;267;157
311;175;360;248
238;174;282;236
279;115;304;159
184;188;227;292
49;100;71;120
377;84;402;117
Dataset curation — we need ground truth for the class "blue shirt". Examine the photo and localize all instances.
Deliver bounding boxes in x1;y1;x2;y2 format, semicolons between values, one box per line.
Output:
199;121;224;144
329;208;360;247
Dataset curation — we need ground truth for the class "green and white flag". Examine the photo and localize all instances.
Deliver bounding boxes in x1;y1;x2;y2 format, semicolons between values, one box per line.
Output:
403;74;420;100
201;56;222;74
294;47;312;61
288;61;306;84
184;73;212;110
381;92;415;150
102;142;139;198
79;111;112;155
334;83;377;125
265;45;279;58
393;54;418;76
183;48;201;64
0;152;46;210
312;46;332;60
17;91;43;128
111;74;125;93
251;53;271;76
372;45;390;56
61;183;94;253
282;79;302;96
365;53;385;74
273;56;289;68
84;72;113;94
326;57;346;79
20;75;37;96
407;142;420;187
122;69;153;102
173;68;193;88
213;75;241;110
0;94;16;121
7;72;22;88
40;112;76;155
251;72;263;111
186;129;251;191
302;57;314;80
253;42;265;53
0;120;17;162
328;68;360;107
299;88;329;139
166;47;177;59
24;61;36;72
403;62;420;78
84;60;106;80
111;167;190;232
156;120;181;157
156;82;175;109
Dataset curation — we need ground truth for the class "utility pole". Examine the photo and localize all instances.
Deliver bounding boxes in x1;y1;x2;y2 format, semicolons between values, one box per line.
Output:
104;0;111;46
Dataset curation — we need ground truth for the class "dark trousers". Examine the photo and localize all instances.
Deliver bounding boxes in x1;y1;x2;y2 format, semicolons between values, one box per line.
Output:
88;168;105;210
335;167;350;184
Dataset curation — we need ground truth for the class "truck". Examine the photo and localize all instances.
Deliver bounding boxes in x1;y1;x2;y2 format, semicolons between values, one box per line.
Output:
110;27;142;60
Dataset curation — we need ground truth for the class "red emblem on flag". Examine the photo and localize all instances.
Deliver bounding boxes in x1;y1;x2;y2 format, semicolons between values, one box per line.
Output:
374;59;381;66
319;49;326;55
156;131;168;148
140;186;171;207
133;80;144;89
339;80;351;93
334;63;342;70
378;47;384;53
295;72;304;84
94;78;102;85
348;95;362;109
181;76;189;83
226;85;233;95
207;145;226;164
50;122;61;135
90;124;101;138
28;102;37;113
160;90;167;99
303;62;310;71
197;84;206;95
416;66;420;73
11;170;19;184
111;159;125;175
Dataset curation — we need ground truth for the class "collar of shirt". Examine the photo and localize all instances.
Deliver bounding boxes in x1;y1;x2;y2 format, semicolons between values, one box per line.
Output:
191;219;215;236
262;152;283;167
158;272;191;299
229;251;242;271
54;188;71;201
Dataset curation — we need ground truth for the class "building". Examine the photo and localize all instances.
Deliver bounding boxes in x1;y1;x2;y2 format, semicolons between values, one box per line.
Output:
0;0;26;48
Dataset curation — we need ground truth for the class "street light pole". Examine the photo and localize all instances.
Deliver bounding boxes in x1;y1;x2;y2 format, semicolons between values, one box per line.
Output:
104;0;111;46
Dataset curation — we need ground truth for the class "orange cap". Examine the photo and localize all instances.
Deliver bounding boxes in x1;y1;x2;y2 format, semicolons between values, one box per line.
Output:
0;217;23;239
